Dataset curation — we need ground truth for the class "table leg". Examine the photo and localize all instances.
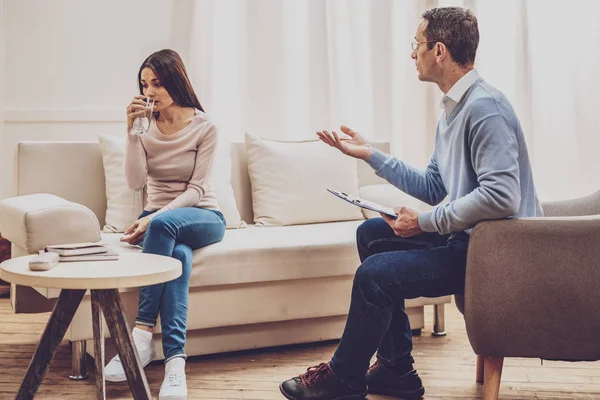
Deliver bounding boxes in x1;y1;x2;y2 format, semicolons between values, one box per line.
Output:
93;289;151;400
16;289;86;400
69;340;87;380
91;291;106;400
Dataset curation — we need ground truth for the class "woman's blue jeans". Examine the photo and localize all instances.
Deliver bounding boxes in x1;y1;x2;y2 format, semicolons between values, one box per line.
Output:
135;207;226;362
329;217;469;387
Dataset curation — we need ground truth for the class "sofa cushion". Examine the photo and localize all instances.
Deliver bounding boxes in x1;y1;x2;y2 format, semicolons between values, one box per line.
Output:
102;220;366;287
97;133;245;231
245;133;363;226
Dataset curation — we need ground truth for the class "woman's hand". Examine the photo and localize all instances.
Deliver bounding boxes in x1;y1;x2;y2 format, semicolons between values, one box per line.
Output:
316;125;373;161
120;216;150;245
126;95;148;132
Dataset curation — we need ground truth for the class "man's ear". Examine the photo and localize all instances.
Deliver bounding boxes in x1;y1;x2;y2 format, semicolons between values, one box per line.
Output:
435;43;447;62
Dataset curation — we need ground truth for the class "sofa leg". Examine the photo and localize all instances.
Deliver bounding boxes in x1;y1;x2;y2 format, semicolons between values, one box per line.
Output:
69;340;88;380
483;356;503;400
476;354;484;383
432;304;446;336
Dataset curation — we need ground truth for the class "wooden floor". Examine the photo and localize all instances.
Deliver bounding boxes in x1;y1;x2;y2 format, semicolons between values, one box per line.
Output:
1;299;599;400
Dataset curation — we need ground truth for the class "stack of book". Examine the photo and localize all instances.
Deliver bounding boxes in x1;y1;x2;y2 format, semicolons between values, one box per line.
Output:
45;242;119;262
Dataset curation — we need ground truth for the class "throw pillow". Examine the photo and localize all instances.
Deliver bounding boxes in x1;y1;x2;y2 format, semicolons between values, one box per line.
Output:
97;133;245;231
245;133;363;226
97;133;143;232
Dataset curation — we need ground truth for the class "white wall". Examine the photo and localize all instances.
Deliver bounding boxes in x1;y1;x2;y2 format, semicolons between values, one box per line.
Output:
1;0;194;198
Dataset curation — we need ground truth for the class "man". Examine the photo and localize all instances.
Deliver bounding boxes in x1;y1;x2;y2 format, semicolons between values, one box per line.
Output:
279;6;543;400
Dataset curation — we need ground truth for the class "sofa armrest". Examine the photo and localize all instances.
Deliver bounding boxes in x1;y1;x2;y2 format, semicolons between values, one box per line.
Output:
464;216;600;361
0;194;101;254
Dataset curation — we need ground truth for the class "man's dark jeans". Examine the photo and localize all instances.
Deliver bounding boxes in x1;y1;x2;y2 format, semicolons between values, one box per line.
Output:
329;217;469;387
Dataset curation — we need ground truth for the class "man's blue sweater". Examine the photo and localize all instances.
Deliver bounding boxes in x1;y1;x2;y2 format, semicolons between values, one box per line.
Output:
367;79;543;235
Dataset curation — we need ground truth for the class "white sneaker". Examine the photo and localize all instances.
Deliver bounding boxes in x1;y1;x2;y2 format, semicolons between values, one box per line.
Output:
159;359;187;400
104;334;156;382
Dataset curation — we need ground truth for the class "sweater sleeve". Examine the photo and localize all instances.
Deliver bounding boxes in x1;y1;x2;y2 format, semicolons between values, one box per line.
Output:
418;114;521;234
366;148;447;206
146;123;218;220
124;134;148;191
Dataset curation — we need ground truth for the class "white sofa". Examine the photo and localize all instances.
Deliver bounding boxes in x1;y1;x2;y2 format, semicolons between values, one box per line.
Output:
3;140;450;378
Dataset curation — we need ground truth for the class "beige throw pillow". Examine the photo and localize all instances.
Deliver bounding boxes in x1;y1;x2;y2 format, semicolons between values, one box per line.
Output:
214;181;246;229
97;133;244;231
245;133;363;226
97;133;143;232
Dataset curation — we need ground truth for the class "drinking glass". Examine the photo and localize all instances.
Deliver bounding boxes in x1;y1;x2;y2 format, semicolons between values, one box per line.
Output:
132;98;155;136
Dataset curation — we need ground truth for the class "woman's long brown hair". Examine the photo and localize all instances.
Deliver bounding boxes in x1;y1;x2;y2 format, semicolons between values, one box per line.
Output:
138;49;204;112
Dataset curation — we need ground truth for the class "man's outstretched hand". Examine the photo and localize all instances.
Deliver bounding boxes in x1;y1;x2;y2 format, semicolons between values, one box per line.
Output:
381;206;423;237
316;125;373;161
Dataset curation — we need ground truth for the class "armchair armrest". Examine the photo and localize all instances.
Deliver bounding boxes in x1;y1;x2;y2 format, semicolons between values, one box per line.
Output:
464;216;600;361
0;194;101;254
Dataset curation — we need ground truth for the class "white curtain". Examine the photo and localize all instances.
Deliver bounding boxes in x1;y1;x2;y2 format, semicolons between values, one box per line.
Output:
188;0;600;201
188;0;436;170
476;0;600;200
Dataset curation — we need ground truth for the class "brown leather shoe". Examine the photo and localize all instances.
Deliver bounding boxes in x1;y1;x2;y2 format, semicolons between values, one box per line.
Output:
366;360;425;399
280;363;367;400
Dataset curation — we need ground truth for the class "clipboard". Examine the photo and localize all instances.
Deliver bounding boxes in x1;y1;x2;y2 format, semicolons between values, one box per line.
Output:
327;189;398;219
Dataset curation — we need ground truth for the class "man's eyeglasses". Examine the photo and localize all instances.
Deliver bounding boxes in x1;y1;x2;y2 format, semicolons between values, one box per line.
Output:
411;40;439;51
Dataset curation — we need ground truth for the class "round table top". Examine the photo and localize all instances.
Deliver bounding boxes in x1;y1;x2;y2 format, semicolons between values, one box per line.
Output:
0;252;182;290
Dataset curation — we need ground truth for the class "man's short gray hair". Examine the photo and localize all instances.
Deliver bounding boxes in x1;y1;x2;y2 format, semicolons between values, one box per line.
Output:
422;7;479;66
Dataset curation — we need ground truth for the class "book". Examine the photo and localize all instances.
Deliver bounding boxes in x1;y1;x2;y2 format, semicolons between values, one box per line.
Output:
45;242;108;256
58;248;119;262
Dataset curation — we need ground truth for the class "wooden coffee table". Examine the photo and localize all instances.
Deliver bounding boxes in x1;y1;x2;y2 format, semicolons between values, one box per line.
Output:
0;252;182;400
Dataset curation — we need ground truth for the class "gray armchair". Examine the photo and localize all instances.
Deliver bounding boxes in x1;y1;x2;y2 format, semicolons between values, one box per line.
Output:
456;190;600;399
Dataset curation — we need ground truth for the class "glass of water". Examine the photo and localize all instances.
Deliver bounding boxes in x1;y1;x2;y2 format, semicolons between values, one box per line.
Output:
132;98;155;136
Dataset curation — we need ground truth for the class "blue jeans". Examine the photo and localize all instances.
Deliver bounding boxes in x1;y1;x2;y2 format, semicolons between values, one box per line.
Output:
135;207;226;362
329;217;469;387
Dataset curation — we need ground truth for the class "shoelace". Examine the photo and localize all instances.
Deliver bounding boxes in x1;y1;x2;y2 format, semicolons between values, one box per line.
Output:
367;360;380;374
299;363;332;387
167;371;184;386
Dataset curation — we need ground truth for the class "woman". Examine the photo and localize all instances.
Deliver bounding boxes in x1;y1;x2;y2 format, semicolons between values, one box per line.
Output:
104;49;226;400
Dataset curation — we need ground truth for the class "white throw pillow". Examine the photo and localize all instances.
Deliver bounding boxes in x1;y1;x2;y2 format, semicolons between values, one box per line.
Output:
245;133;363;226
214;181;246;229
358;184;427;219
97;133;245;231
98;134;143;232
208;136;246;229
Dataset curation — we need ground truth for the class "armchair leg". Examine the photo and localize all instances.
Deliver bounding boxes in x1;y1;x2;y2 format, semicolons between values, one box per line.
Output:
483;356;503;400
69;340;88;380
476;355;484;383
432;304;446;336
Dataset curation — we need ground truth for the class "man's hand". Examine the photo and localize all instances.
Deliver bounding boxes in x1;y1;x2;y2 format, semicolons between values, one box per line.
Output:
316;125;373;161
120;216;150;245
381;206;423;237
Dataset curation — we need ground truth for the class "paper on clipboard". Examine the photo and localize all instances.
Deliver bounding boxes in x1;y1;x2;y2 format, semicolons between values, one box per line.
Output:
327;189;398;219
